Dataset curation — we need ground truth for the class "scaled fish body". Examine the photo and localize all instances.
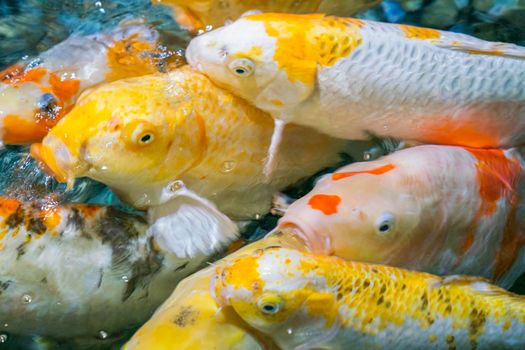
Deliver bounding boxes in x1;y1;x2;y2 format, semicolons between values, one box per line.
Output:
0;24;170;145
0;196;234;340
278;145;525;288
153;0;379;32
124;232;304;350
186;14;525;172
31;66;352;219
216;247;525;350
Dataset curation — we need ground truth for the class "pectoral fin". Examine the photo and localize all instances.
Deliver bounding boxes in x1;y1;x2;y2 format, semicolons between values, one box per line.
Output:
148;184;239;258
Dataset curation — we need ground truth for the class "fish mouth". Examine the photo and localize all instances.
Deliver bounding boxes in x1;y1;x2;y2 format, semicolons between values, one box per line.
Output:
185;40;199;69
30;137;88;189
277;219;332;255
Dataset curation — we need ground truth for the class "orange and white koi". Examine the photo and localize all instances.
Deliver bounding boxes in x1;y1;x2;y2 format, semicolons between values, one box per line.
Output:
215;247;525;350
0;195;236;341
0;23;175;145
153;0;379;32
31;66;352;220
186;14;525;175
277;145;525;288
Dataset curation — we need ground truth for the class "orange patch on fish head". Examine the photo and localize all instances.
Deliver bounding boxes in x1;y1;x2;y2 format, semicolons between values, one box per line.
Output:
246;13;362;82
220;254;265;295
308;194;341;215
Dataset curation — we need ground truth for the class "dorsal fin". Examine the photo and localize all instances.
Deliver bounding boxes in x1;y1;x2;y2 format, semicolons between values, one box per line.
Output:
432;33;525;60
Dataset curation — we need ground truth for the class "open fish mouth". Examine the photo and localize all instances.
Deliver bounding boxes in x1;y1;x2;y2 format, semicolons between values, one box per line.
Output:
30;137;89;189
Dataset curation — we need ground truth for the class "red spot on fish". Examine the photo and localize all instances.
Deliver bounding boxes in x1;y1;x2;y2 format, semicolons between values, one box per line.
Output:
308;194;341;215
467;149;520;216
1;66;48;85
465;148;524;281
49;73;80;102
332;164;396;181
3;114;50;144
0;198;21;216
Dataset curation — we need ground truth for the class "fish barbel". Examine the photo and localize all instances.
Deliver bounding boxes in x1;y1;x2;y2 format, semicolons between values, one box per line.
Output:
215;247;525;350
31;66;352;219
186;14;525;175
0;23;174;145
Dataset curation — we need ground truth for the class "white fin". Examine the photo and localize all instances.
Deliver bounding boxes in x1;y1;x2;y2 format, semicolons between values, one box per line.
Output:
264;119;286;180
147;183;239;259
433;33;525;59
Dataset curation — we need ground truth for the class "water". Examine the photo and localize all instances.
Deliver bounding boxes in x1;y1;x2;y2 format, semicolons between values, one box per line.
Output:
1;0;525;349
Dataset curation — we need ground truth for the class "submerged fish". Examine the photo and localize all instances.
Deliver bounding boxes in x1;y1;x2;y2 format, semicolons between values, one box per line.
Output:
153;0;379;32
278;145;525;288
0;23;175;145
0;194;236;341
124;232;303;350
215;247;525;350
31;66;352;219
186;14;525;175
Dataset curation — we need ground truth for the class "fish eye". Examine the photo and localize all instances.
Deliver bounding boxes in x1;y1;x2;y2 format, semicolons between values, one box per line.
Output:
257;294;284;315
229;58;255;77
375;212;395;235
138;133;154;144
123;121;157;147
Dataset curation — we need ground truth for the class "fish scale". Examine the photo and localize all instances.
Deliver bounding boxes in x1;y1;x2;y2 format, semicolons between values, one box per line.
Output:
187;14;525;177
217;248;525;349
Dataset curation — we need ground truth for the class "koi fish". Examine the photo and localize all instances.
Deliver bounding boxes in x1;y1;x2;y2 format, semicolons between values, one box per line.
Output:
277;145;525;288
215;247;525;350
0;193;237;342
31;66;353;220
0;23;176;145
124;231;304;350
152;0;379;32
186;14;525;175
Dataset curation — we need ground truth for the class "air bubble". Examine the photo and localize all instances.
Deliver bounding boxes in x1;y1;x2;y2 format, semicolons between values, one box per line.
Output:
21;294;32;304
121;275;129;283
0;334;7;343
254;214;262;220
98;330;109;340
221;160;236;173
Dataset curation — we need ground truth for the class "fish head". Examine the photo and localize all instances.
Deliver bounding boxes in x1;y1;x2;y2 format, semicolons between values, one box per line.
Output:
186;13;319;117
214;247;340;348
278;161;432;265
0;65;78;144
31;71;207;207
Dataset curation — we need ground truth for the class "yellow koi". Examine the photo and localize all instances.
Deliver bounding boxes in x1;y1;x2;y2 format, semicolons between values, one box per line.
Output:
31;66;352;219
215;247;525;350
